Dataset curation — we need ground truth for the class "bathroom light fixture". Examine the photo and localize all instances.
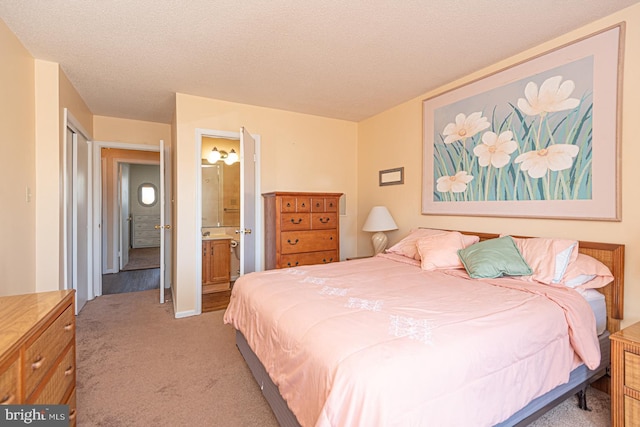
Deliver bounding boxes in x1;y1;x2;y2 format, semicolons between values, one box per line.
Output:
362;206;398;255
207;147;239;165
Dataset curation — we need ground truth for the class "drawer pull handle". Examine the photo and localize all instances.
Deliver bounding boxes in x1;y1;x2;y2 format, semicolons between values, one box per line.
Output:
290;218;303;224
315;203;321;207
64;323;74;332
301;203;306;207
330;236;333;240
287;261;299;267
323;258;334;263
287;239;299;245
32;356;45;370
69;409;77;420
286;202;291;207
319;217;330;224
1;393;15;405
64;366;74;376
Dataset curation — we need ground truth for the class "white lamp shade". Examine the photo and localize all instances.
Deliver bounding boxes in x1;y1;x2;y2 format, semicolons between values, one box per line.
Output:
224;149;239;165
207;147;221;163
362;206;398;232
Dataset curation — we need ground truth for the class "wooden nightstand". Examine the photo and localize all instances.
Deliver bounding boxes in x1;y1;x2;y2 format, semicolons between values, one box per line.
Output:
611;321;640;426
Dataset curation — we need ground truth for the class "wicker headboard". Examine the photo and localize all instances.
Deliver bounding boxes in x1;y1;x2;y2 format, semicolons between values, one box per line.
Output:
455;231;625;333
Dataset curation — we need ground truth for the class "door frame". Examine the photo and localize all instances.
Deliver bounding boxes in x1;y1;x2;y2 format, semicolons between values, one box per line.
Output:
63;109;93;313
195;128;262;311
91;141;163;297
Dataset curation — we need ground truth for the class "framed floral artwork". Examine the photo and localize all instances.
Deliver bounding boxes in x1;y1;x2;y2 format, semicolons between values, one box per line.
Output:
422;24;624;221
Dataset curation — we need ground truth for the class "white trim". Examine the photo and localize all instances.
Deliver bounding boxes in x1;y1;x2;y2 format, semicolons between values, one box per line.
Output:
63;109;93;308
174;309;199;319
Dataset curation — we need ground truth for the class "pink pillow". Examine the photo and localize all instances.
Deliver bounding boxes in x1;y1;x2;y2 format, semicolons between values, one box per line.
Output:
560;253;613;289
416;232;466;271
387;228;479;261
507;236;578;285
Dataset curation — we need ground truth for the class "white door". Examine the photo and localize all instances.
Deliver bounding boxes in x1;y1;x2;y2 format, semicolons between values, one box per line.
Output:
240;127;256;274
119;163;131;270
159;139;169;303
72;129;90;314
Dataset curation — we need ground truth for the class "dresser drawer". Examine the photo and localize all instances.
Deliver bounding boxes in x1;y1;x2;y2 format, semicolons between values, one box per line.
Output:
67;388;77;427
625;395;640;425
281;230;337;254
134;237;161;248
280;197;310;212
311;213;337;230
24;305;74;398
281;250;338;268
30;344;75;404
281;213;311;231
0;356;19;405
311;197;339;212
625;351;640;391
134;229;160;238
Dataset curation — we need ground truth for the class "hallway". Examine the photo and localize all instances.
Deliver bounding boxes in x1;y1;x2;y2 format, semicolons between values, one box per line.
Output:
103;247;160;294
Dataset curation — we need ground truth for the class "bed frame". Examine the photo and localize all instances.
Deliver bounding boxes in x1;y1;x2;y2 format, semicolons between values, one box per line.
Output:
234;231;625;427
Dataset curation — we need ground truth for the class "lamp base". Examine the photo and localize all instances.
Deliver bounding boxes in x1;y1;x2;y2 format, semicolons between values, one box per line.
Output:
371;232;388;255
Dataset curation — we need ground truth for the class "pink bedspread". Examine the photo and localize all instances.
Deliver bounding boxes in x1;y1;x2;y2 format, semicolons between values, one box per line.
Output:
223;255;600;427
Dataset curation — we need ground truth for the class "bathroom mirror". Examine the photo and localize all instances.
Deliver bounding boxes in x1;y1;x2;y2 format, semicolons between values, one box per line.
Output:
202;137;240;228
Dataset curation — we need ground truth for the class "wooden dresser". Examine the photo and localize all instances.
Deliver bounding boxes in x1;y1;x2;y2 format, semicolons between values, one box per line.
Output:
611;321;640;426
263;191;342;269
0;290;76;425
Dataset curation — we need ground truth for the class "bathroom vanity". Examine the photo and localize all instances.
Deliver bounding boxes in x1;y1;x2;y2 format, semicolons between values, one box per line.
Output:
202;235;232;312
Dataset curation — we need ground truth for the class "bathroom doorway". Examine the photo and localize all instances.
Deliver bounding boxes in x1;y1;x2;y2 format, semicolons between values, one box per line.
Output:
196;128;261;312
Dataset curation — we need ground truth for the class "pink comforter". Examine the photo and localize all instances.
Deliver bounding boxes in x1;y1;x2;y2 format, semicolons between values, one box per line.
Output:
223;254;600;427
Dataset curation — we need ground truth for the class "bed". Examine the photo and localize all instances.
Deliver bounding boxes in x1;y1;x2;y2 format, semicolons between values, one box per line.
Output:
223;230;624;426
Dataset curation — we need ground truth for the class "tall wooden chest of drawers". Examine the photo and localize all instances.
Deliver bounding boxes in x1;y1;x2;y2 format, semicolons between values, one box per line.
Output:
0;290;76;425
611;321;640;426
264;192;342;269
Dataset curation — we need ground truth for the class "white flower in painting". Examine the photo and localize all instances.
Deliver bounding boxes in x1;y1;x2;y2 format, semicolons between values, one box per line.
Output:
473;131;518;168
442;112;490;144
514;144;580;178
517;76;580;116
436;171;474;193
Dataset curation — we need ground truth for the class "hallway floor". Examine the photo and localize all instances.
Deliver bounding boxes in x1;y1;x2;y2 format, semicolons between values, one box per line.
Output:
102;268;160;294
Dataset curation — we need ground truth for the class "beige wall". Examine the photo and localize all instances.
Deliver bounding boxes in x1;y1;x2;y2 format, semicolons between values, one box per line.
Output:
33;60;94;293
0;18;36;296
358;4;640;327
94;116;171;145
174;94;358;315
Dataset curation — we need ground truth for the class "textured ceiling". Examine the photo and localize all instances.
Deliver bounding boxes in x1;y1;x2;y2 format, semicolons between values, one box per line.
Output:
0;1;637;123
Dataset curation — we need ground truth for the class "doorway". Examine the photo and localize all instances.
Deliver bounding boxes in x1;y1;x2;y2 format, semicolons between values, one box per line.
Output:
91;142;170;302
102;160;161;295
196;127;261;312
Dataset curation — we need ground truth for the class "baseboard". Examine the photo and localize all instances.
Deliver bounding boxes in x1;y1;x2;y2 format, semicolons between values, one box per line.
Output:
174;309;199;318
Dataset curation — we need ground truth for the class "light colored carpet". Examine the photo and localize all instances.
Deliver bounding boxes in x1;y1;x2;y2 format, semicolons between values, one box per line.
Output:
76;289;610;426
76;289;278;426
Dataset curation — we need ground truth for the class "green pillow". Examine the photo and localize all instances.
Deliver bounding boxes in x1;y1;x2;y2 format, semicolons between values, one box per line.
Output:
457;236;533;279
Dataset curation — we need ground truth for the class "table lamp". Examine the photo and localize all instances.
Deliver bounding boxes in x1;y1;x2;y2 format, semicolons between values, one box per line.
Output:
362;206;398;255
